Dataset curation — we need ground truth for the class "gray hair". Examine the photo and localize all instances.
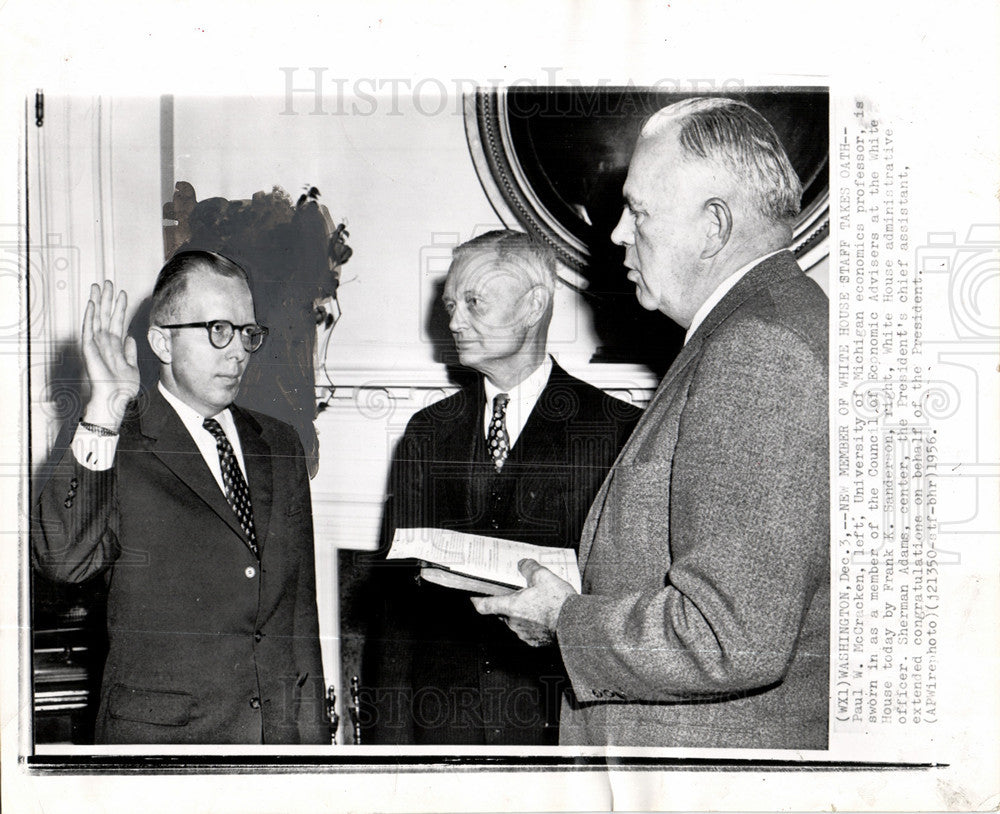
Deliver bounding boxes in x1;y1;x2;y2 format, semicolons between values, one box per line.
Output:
450;230;557;294
642;97;803;225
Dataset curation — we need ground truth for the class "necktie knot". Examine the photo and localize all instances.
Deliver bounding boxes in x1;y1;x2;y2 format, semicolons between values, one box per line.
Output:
203;417;258;558
487;393;511;471
203;417;226;442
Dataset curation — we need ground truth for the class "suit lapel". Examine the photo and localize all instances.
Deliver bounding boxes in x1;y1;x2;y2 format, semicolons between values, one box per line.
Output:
230;405;274;555
576;475;612;571
139;388;250;547
505;362;563;474
575;343;703;571
640;253;800;416
687;250;802;347
460;362;574;522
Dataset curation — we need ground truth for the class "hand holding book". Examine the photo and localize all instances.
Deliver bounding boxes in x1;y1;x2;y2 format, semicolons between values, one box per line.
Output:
387;527;582;595
471;559;578;647
386;528;580;645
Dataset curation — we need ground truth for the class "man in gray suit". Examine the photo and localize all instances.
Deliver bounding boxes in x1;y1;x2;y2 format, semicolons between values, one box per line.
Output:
474;97;829;749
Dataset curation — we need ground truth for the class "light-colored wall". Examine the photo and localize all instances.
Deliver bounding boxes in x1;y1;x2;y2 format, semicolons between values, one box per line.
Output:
29;96;164;459
174;95;569;370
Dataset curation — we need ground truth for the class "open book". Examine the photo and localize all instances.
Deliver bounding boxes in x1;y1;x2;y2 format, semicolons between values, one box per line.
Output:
387;527;582;596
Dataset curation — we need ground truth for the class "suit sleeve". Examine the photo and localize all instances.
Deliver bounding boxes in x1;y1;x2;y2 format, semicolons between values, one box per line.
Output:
556;321;828;702
287;432;329;745
31;446;122;583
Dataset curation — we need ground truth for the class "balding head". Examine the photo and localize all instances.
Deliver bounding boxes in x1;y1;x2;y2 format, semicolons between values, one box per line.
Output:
611;98;802;326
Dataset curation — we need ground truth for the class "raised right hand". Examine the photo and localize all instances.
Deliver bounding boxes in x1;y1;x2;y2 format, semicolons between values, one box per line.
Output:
81;280;140;430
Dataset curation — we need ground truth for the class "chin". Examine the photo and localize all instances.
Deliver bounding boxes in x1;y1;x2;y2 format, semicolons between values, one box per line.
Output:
634;289;658;311
456;349;484;368
206;405;229;418
213;385;240;408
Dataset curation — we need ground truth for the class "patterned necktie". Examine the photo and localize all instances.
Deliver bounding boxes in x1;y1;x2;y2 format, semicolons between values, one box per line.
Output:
487;393;511;471
203;417;258;558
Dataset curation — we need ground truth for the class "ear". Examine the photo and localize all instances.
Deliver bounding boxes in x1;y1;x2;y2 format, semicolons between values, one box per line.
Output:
147;326;172;364
522;285;551;327
702;197;732;259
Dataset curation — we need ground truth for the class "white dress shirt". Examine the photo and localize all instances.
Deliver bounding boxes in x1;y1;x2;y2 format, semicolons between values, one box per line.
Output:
684;249;792;344
158;383;249;488
71;382;248;495
482;356;553;449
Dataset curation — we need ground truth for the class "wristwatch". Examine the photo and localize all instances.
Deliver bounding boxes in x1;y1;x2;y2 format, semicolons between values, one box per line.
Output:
79;419;119;437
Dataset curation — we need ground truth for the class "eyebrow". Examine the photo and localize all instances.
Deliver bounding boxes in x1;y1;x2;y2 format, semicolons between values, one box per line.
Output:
442;284;480;299
623;191;644;210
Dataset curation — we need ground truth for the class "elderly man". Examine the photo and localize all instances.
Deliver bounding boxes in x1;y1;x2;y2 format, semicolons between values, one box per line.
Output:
360;230;641;745
32;251;327;744
474;98;830;750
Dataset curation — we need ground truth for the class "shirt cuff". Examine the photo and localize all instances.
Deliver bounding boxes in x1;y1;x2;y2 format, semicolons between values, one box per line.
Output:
71;424;119;470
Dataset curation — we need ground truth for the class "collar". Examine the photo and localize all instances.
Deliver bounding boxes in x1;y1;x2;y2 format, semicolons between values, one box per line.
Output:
158;381;238;442
684;248;791;344
481;356;553;447
483;355;553;406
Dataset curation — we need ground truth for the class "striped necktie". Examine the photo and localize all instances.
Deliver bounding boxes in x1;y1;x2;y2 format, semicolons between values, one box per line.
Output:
203;417;259;558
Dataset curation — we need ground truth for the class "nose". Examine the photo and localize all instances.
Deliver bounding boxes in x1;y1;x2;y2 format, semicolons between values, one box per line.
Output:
227;333;250;363
610;207;633;247
448;305;468;334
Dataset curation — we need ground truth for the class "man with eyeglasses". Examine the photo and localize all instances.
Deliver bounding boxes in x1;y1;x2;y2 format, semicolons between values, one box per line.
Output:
32;250;328;745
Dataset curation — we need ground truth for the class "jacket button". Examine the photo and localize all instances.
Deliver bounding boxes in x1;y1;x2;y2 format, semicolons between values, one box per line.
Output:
254;631;263;643
249;697;261;709
70;478;79;488
244;566;257;579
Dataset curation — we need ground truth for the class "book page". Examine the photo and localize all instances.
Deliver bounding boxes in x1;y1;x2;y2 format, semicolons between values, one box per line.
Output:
387;527;582;593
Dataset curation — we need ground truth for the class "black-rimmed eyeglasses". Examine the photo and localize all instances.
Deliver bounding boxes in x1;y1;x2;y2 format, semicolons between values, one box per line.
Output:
158;320;269;352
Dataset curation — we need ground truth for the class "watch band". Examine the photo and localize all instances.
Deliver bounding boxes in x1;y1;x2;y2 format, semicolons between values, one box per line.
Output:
79;419;119;437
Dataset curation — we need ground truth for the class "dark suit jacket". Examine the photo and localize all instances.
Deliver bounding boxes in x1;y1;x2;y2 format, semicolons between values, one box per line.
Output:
360;361;641;745
32;387;327;745
557;252;830;749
